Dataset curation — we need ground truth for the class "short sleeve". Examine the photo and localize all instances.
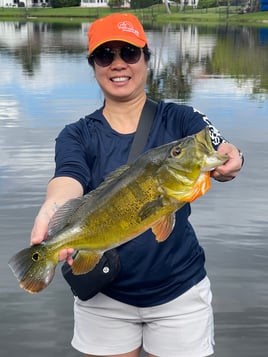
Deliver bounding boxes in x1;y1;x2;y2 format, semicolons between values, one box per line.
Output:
161;103;227;149
53;119;92;194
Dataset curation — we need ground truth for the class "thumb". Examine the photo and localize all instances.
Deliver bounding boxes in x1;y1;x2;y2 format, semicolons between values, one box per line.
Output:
30;212;50;245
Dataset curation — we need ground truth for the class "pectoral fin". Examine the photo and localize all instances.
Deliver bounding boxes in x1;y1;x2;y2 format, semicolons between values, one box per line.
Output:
138;197;164;221
151;213;175;242
71;251;103;275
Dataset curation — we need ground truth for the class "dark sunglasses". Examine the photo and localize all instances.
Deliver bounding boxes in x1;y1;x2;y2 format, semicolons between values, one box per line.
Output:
88;45;142;67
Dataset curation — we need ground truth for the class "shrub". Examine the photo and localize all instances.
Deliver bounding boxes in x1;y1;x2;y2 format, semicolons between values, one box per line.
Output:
51;0;80;8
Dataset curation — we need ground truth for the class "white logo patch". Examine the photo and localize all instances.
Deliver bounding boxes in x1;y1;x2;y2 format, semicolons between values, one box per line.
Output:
117;21;139;37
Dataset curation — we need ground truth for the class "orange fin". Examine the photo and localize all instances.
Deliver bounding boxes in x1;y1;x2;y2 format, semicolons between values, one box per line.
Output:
71;251;102;275
151;213;176;242
179;172;211;202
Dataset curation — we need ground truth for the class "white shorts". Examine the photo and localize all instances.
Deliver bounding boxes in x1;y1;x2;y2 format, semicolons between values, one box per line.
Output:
72;276;214;357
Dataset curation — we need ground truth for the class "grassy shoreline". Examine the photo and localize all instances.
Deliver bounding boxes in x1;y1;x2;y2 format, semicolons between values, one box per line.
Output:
0;6;267;27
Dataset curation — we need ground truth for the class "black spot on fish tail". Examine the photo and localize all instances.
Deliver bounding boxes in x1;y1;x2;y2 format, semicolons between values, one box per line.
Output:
8;245;57;294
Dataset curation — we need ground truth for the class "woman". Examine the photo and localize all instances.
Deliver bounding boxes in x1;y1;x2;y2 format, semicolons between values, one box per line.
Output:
31;13;243;357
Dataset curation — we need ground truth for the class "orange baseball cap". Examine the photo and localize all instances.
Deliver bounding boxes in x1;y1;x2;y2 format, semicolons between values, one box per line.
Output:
88;13;148;54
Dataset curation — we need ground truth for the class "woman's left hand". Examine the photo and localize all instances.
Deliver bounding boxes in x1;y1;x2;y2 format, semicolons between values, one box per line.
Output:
210;142;244;182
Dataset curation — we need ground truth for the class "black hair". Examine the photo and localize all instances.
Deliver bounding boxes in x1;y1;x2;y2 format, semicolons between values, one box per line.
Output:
143;45;151;62
87;55;94;67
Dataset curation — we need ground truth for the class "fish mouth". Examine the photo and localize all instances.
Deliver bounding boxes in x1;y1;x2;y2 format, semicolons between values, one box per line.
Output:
194;127;229;171
202;153;229;172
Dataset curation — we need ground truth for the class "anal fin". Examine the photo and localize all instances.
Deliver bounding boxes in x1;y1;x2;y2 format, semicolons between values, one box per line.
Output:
71;251;103;275
151;213;176;242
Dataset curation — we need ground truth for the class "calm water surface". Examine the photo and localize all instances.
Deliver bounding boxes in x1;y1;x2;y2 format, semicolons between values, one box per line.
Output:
0;21;267;357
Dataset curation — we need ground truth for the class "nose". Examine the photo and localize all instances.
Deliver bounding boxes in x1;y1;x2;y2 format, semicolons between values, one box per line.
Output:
111;49;126;66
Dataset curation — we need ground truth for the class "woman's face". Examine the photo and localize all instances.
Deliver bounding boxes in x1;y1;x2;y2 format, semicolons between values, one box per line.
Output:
92;41;149;102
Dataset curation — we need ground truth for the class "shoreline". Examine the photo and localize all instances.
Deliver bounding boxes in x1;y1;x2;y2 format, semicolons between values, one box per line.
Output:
0;6;267;27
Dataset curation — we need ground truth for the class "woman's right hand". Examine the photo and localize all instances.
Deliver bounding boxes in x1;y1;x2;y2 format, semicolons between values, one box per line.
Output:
30;176;83;265
30;203;75;265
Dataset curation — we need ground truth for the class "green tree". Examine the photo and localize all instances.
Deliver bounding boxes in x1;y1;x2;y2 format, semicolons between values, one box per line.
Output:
108;0;124;8
197;0;218;9
130;0;160;9
51;0;80;8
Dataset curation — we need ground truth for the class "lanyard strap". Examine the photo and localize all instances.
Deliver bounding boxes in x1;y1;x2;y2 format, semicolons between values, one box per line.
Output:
127;98;158;164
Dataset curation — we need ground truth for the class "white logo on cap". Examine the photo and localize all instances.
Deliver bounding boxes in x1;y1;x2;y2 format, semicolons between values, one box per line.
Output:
117;21;139;37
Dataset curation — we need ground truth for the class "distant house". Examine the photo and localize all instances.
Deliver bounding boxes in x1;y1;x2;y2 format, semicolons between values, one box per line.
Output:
0;0;129;7
186;0;199;7
1;0;48;7
80;0;130;7
163;0;199;8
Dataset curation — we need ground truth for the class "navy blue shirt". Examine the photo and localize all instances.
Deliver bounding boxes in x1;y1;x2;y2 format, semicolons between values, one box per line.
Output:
54;101;224;307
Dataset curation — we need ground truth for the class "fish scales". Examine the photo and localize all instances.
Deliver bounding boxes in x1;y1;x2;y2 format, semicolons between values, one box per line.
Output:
8;127;228;294
60;163;163;250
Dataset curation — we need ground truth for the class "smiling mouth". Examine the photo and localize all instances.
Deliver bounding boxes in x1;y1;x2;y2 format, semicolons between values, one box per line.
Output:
111;76;130;82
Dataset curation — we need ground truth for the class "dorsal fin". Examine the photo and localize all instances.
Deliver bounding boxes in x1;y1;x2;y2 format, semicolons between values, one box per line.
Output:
93;165;130;194
76;165;131;208
47;197;84;239
47;165;130;239
103;164;130;183
47;165;129;240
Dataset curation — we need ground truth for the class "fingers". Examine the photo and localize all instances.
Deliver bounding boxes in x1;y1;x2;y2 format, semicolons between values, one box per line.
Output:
211;143;243;182
31;200;75;266
211;162;240;180
211;163;240;181
31;211;74;265
210;170;236;182
58;248;75;264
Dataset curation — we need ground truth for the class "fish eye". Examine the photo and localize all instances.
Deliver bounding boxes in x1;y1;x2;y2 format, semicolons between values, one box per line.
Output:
171;146;181;157
32;252;41;262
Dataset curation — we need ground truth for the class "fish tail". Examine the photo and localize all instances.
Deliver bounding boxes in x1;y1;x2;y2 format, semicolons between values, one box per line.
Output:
8;245;57;294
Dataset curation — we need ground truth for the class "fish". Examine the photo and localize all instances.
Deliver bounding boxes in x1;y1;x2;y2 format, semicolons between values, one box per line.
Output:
8;127;228;294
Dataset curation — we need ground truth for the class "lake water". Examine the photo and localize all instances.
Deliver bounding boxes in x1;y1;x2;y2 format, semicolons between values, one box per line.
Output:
0;20;268;357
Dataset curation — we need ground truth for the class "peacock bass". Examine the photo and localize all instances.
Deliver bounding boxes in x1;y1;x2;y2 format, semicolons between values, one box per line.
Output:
8;127;228;294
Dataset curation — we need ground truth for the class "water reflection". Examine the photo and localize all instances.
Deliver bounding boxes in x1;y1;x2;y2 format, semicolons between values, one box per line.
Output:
146;24;268;102
0;21;267;357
